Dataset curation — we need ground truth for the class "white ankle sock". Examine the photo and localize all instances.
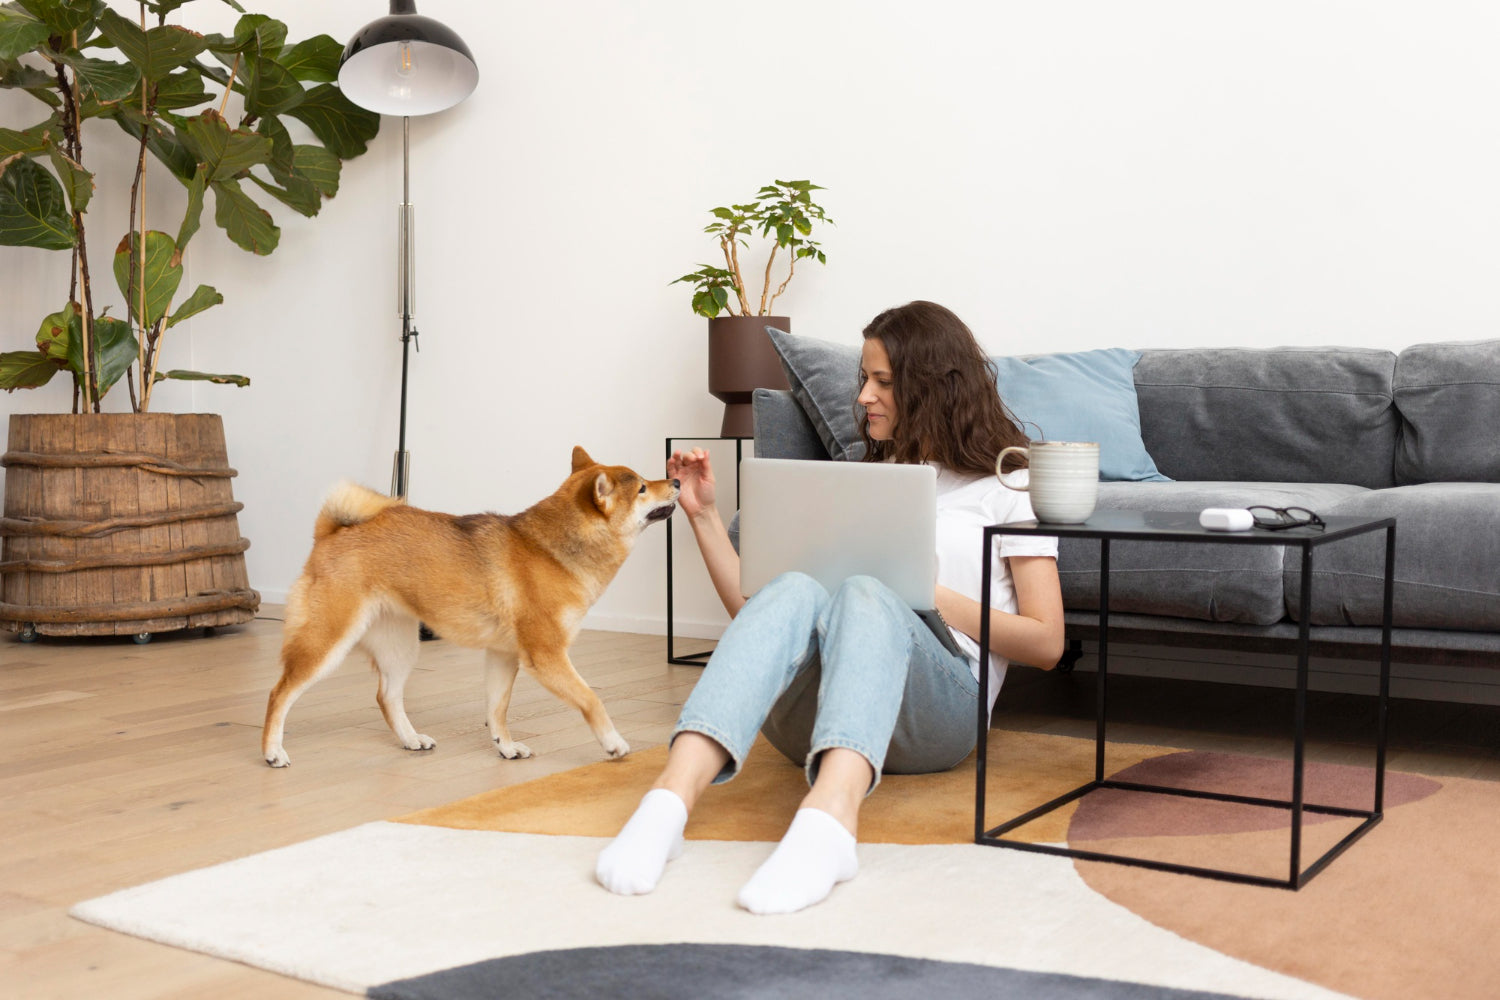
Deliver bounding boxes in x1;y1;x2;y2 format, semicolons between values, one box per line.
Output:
595;788;687;895
737;807;858;915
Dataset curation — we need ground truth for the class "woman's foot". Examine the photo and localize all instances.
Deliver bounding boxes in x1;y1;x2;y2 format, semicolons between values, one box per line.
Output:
737;807;858;915
595;788;688;895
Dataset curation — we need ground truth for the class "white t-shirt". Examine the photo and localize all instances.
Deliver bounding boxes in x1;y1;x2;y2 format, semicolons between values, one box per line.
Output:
933;465;1058;714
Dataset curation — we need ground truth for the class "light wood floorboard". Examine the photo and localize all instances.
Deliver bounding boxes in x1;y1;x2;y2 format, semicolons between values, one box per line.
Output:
3;611;1497;998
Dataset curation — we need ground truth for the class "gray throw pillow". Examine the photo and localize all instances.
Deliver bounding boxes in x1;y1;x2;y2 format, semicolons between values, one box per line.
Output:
766;327;865;461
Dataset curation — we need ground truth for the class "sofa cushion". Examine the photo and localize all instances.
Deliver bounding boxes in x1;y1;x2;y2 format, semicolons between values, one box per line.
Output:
766;328;1168;479
1133;347;1399;489
1393;339;1500;484
992;350;1170;482
1057;481;1370;624
751;388;831;461
1287;483;1500;629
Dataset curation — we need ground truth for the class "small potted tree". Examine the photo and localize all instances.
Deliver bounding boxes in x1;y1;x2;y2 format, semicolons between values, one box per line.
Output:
0;0;380;641
673;179;830;437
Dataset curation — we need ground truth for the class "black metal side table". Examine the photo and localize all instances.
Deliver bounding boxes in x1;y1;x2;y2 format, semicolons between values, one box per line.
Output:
664;436;746;665
976;509;1396;889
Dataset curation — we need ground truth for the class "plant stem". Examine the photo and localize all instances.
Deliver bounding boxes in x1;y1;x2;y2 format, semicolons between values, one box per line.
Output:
54;50;96;411
134;2;151;412
758;244;778;315
767;253;797;314
219;53;241;117
721;233;750;315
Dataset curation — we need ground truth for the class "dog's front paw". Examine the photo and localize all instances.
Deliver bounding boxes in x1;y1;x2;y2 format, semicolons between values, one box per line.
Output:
403;734;437;751
494;738;533;759
600;731;629;759
265;746;291;768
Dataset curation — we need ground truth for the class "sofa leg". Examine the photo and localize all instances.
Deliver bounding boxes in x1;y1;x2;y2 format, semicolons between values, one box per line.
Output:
1055;639;1084;674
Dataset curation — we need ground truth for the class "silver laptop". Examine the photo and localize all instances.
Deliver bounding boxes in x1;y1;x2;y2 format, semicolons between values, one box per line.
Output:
738;458;964;656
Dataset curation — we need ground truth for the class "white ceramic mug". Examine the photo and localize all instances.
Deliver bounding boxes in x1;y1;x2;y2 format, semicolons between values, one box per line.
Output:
997;442;1100;523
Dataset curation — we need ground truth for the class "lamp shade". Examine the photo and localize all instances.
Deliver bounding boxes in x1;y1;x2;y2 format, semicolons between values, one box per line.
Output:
338;0;478;116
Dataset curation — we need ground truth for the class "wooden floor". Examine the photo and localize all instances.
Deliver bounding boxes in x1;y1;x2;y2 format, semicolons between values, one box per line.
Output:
3;611;1498;999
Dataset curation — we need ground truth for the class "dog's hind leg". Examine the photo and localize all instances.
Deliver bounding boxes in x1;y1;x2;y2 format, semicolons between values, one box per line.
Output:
484;648;533;759
523;649;629;759
263;590;373;768
363;614;435;752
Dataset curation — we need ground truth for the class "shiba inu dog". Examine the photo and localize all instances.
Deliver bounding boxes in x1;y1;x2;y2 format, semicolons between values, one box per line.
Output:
262;447;679;768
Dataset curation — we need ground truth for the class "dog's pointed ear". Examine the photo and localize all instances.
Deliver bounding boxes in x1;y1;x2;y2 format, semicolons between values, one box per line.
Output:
593;472;614;503
572;446;595;473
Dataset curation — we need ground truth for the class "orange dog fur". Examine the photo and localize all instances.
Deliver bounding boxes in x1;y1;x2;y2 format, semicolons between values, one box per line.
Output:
262;447;679;767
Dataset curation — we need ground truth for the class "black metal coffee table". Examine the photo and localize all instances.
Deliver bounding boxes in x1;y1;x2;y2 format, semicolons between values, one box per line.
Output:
975;509;1396;889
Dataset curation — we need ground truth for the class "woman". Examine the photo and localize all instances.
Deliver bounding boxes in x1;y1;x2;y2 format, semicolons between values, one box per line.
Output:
596;300;1065;914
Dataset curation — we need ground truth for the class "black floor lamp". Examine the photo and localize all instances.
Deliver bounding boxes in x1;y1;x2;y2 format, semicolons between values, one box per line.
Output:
337;0;478;500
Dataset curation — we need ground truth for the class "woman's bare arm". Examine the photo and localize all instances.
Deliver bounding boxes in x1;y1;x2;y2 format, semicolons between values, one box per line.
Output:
934;556;1066;668
667;448;747;617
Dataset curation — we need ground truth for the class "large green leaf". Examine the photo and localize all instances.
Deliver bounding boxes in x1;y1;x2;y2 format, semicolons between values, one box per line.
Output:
138;68;210;110
208;14;285;59
112;229;184;329
14;0;101;38
0;122;54;158
248;170;318;217
0;153;74;249
97;7;209;83
166;283;221;328
114;105;196;181
244;53;303;116
154;368;248;387
176;163;206;248
211;176;278;254
74;314;138;397
0;6;50;61
278;35;341;83
59;53;140;105
0;350;60;391
256;114;294;179
35;301;78;362
287;84;379;159
293;143;339;198
0;58;59;106
45;142;91;213
179;108;271;182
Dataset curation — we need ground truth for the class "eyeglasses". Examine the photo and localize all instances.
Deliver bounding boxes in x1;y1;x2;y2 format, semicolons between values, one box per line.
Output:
1247;505;1325;531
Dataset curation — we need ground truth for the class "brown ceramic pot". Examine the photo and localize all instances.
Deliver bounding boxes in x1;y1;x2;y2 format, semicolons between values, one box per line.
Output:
707;315;791;438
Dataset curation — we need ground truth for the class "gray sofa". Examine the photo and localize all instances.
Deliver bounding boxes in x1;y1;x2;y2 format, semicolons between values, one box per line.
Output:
749;337;1500;672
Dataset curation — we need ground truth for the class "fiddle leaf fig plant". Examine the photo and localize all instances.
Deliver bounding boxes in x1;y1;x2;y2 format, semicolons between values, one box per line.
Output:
0;0;381;411
673;178;831;319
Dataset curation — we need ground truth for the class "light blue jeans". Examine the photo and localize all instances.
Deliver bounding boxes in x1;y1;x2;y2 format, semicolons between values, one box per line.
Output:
674;572;979;792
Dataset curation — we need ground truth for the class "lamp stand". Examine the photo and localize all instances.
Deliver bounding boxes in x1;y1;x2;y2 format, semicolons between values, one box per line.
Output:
391;115;417;499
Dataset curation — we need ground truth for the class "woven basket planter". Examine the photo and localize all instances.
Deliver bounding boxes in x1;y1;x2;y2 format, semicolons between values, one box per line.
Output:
1;413;260;641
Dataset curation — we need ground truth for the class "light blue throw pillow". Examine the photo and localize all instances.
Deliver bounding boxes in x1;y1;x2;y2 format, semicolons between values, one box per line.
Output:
767;329;1169;481
992;349;1171;482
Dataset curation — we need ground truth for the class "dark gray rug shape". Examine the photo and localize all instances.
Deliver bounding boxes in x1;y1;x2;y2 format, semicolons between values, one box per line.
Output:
367;943;1257;1000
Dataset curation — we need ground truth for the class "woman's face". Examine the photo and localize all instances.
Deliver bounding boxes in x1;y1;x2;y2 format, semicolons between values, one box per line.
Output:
859;338;897;441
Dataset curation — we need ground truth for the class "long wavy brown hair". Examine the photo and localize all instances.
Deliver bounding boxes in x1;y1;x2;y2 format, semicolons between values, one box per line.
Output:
858;300;1030;475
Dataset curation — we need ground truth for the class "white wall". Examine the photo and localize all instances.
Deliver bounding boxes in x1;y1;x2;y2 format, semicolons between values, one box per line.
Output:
4;1;1499;638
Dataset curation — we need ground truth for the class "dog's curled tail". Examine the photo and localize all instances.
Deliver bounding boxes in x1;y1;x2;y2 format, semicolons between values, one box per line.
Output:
314;481;404;540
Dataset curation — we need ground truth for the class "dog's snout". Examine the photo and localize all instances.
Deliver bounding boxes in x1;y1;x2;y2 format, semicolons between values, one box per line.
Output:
671;479;680;489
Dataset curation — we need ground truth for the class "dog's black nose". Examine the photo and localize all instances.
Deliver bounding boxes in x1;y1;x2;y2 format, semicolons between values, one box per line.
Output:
671;479;680;489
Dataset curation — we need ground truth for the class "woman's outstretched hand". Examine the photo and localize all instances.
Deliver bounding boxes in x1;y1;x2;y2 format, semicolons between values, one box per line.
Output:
667;448;717;519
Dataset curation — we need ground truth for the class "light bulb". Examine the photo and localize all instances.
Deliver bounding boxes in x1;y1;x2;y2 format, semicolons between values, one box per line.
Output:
395;40;416;77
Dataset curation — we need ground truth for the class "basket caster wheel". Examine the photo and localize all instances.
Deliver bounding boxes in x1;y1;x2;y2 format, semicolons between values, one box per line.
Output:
133;632;153;645
19;624;38;643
